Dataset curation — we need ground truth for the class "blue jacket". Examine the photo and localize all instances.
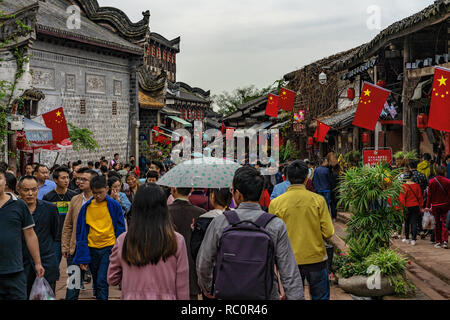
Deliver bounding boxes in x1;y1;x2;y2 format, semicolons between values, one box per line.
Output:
313;166;331;192
73;196;126;265
270;180;291;200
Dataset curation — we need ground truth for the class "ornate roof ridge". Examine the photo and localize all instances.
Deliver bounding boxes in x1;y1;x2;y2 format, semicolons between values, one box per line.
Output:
150;32;180;52
76;0;150;41
138;65;167;93
176;81;210;97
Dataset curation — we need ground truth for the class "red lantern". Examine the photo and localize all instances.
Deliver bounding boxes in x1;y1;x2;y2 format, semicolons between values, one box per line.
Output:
347;88;355;100
417;113;428;130
361;132;370;145
376;80;386;88
307;137;314;146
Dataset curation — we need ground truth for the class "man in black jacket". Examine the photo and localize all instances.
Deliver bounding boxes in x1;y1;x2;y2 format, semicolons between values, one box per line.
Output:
18;176;59;297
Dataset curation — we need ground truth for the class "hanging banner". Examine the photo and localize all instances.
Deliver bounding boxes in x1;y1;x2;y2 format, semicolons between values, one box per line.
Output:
363;148;392;166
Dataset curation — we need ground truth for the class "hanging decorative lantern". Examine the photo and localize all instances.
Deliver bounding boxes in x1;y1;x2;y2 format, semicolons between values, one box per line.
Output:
347;88;355;100
307;137;314;146
417;113;428;130
361;132;370;145
376;80;386;88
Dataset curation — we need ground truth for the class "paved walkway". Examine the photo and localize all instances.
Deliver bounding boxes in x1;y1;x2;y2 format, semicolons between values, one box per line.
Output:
333;212;450;300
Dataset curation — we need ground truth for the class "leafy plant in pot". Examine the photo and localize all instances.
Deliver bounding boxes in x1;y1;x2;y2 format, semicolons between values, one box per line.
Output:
334;164;416;297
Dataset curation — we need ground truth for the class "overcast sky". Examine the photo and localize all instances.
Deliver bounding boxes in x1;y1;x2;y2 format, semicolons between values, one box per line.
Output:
98;0;433;97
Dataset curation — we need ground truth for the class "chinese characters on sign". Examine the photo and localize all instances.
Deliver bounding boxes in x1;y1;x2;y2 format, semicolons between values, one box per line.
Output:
363;149;392;166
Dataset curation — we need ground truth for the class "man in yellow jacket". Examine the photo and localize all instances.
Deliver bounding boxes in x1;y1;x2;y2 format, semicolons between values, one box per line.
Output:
417;153;435;179
269;160;334;300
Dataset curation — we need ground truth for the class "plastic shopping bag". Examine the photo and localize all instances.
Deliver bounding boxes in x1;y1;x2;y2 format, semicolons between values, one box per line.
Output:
422;210;435;230
29;277;55;300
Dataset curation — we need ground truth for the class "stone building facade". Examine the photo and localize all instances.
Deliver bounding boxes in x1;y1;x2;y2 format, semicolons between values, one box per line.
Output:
0;0;148;166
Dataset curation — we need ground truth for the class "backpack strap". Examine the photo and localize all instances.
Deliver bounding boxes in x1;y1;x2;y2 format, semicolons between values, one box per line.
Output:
223;210;241;225
255;212;276;228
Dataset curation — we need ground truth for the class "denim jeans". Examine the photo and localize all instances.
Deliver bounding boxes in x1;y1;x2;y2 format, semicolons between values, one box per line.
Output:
317;191;331;209
65;255;84;300
89;246;113;300
298;264;330;300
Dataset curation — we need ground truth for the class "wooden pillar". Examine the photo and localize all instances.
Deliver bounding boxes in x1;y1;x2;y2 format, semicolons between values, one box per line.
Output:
402;36;412;152
353;126;359;151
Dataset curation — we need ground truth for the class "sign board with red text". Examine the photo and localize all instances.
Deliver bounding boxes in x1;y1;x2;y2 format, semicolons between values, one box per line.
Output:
363;148;392;166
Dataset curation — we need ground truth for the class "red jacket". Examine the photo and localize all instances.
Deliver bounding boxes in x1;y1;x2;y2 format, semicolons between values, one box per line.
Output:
427;176;450;209
399;183;423;208
259;189;271;208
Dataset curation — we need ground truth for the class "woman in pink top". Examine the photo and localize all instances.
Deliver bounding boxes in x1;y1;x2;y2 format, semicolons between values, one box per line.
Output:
107;183;189;300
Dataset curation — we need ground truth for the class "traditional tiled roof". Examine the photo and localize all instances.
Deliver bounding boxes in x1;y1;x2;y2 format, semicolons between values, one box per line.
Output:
0;0;144;55
166;81;210;104
333;0;450;71
150;32;180;52
310;105;358;129
139;90;164;109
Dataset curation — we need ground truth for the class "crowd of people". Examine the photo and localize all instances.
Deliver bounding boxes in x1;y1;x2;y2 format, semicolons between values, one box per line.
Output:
0;150;448;301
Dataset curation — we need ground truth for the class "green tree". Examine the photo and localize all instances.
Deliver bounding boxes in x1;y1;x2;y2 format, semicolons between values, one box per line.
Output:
213;79;287;116
68;122;99;152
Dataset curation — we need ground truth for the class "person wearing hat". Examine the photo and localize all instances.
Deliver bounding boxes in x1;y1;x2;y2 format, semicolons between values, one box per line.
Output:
399;171;424;246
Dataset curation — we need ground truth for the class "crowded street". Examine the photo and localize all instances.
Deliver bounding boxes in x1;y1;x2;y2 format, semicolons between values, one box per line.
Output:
0;0;449;313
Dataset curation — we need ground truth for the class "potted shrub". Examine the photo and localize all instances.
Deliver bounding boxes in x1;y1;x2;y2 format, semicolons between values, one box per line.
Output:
333;164;416;297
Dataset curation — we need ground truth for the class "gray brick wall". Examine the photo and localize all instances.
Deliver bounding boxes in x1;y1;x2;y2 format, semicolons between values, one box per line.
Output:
28;39;134;166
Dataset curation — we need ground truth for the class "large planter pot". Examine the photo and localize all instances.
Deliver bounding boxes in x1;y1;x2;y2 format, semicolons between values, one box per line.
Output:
338;275;395;297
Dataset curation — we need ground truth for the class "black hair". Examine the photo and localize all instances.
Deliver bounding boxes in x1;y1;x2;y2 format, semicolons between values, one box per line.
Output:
107;176;121;195
287;160;309;184
53;166;71;179
100;165;108;174
77;167;98;177
124;164;131;169
409;159;419;170
90;175;107;190
94;162;100;169
5;172;17;193
0;167;6;179
114;153;119;157
87;161;94;167
122;184;177;266
33;164;48;175
210;188;232;209
423;153;431;161
232;166;264;202
146;170;159;180
18;175;38;188
108;170;122;180
151;160;164;172
175;187;192;196
77;160;82;165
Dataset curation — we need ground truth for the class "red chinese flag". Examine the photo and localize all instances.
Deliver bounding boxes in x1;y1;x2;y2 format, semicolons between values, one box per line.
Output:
313;120;331;143
220;122;226;134
265;94;279;117
352;82;390;131
428;67;450;132
42;107;69;144
278;88;296;111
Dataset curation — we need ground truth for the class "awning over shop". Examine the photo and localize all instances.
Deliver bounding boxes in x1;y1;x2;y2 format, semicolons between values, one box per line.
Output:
168;115;192;127
160;106;182;115
250;121;273;130
270;120;289;129
8;116;53;143
310;106;357;129
139;90;164;109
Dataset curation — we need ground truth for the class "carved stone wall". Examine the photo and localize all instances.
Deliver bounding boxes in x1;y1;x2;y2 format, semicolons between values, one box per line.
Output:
28;39;133;166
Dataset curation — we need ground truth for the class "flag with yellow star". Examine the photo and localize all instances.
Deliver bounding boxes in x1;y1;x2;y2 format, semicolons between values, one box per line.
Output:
278;87;296;111
352;81;391;131
428;67;450;132
265;93;280;117
42;107;69;144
